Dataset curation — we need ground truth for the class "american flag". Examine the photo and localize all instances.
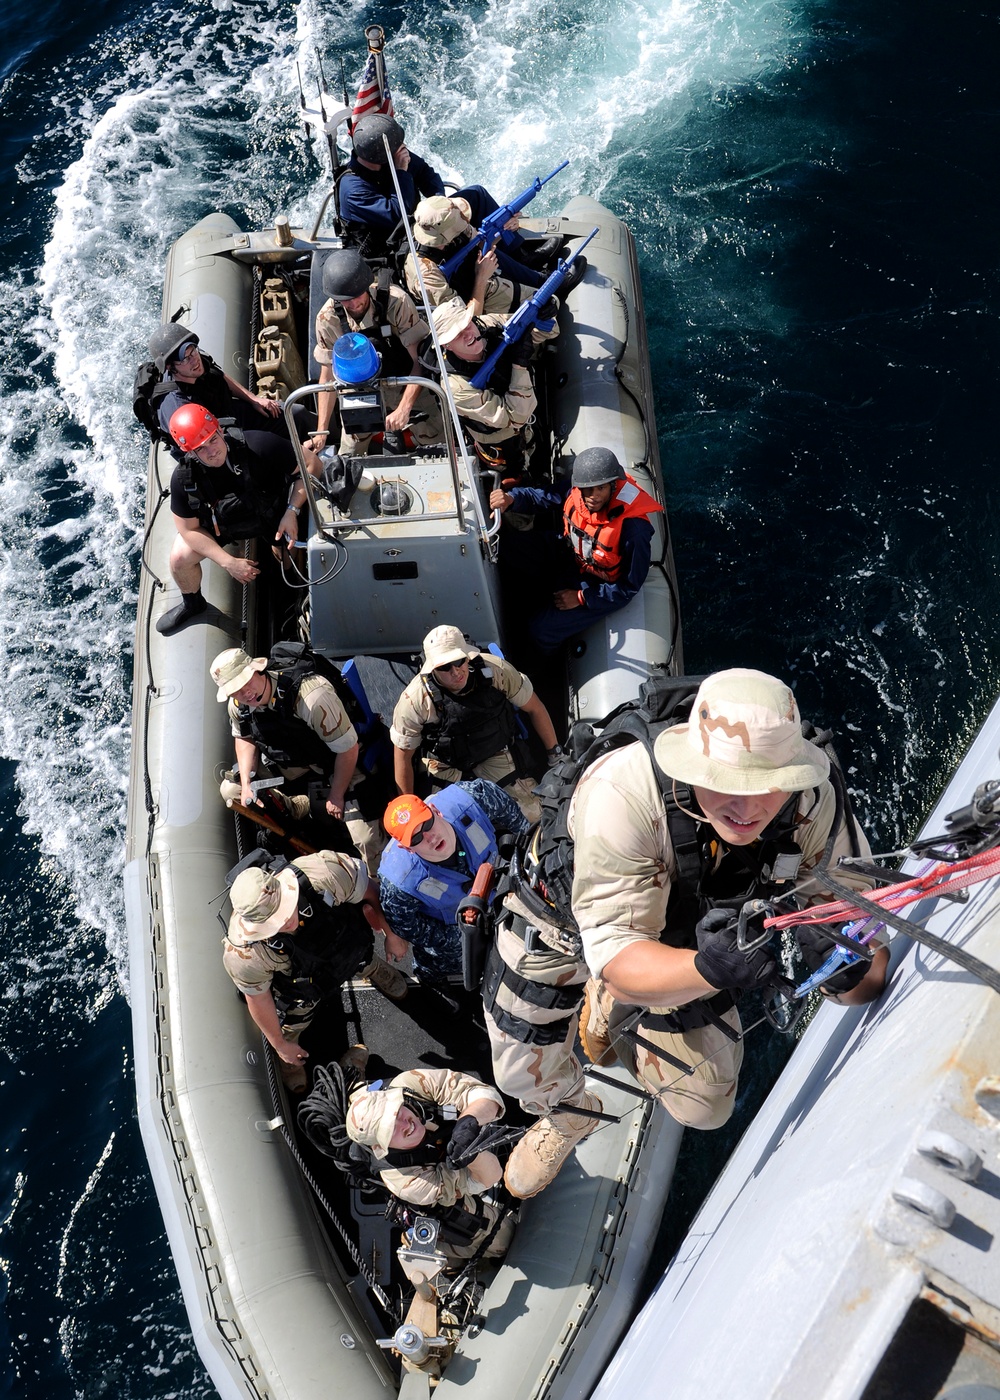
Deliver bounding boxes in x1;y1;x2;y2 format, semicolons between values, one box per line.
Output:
352;51;393;122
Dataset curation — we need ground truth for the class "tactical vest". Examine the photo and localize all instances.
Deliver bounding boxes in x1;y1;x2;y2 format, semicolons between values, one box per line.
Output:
236;647;360;777
563;476;663;585
379;785;499;925
422;661;520;776
175;431;285;543
329;269;415;378
260;858;373;1010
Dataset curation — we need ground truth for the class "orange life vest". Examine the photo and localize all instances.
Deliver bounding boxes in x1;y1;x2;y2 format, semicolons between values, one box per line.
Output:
563;475;663;584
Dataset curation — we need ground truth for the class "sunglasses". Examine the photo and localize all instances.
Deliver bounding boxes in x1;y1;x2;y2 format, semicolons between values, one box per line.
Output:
408;816;434;847
433;658;467;674
172;341;198;364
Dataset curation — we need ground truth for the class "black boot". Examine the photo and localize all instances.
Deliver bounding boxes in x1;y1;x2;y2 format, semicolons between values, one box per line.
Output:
156;590;208;636
518;235;566;269
558;257;588;299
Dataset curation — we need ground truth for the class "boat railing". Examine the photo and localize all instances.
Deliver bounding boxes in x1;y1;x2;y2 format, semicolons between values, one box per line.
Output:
282;377;503;545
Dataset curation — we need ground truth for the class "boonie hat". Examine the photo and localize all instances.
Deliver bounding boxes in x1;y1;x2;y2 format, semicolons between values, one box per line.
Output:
346;1084;407;1156
211;647;267;702
229;865;300;939
431;298;474;345
420;624;480;674
413;195;474;249
384;794;434;846
653;669;830;796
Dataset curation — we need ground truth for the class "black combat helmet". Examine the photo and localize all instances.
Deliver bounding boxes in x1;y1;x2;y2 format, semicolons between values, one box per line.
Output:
322;249;374;302
353;114;405;165
571;447;626;489
148;322;198;374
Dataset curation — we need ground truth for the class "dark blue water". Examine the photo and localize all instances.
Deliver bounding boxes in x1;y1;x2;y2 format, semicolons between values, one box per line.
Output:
1;0;998;1393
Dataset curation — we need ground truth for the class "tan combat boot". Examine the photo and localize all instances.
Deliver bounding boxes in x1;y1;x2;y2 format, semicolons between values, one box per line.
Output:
504;1094;603;1200
360;956;408;1002
579;978;617;1065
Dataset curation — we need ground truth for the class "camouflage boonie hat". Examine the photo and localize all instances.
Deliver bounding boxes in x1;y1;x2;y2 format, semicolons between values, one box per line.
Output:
431;297;474;345
210;647;267;702
420;623;480;673
230;866;299;939
653;669;830;795
346;1084;406;1156
413;195;474;249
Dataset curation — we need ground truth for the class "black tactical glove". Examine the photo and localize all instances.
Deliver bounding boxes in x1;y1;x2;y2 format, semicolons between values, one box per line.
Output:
445;1114;483;1168
692;908;778;991
510;335;533;367
794;924;870;993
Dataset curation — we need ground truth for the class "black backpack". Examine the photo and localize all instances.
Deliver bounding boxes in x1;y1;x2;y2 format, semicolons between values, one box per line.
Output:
132;361;175;444
528;670;707;934
267;641;369;731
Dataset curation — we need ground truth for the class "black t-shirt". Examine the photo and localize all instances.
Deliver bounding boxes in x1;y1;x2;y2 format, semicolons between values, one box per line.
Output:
169;434;295;543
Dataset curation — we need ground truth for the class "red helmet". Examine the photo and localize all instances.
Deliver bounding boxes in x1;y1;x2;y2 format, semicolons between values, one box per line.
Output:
169;403;220;452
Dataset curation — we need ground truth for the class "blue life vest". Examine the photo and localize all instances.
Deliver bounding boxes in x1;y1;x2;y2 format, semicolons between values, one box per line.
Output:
379;785;498;925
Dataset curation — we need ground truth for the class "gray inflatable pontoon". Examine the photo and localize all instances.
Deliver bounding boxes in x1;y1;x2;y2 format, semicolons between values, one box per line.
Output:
125;190;684;1400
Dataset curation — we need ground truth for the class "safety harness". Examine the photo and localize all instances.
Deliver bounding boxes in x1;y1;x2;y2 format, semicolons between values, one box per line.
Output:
174;431;286;543
486;671;860;1044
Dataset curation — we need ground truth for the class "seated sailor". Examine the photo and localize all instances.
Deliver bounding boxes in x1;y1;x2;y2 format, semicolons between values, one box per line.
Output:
156;404;320;636
339;113;563;273
344;1065;515;1268
225;854;408;1093
140;322;312;457
404;195;554;315
378;784;528;982
310;249;442;456
391;624;561;823
428;297;558;475
210;645;387;867
490;447;663;653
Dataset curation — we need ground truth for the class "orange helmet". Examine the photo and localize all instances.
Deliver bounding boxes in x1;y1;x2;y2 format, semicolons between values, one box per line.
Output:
384;794;433;847
169;402;220;453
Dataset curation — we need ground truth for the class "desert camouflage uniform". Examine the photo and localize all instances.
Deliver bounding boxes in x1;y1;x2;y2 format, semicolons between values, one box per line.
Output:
569;742;875;1129
390;653;541;822
374;1067;513;1264
445;313;558;448
484;892;589;1118
314;283;442;454
219;672;383;867
223;850;368;1041
404;248;520;314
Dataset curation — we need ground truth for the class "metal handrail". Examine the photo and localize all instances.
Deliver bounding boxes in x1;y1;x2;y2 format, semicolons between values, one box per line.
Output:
282;376;501;540
380;137;502;553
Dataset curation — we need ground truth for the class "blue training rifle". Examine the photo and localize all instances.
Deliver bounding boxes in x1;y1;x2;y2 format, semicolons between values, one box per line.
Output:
468;227;599;392
438;159;570;281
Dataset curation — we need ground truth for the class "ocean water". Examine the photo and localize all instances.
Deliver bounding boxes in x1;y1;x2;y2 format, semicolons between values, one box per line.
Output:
0;0;998;1393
